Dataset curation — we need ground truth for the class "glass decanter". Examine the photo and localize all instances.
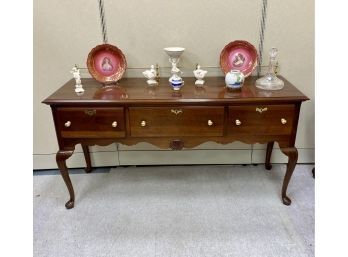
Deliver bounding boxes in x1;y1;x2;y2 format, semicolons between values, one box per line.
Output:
255;47;284;90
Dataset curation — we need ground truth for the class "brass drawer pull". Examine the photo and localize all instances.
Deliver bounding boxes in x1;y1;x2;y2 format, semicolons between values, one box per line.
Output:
281;118;287;125
112;121;118;127
256;107;268;113
84;109;96;116
235;119;242;126
141;120;147;127
171;109;183;115
64;121;71;127
208;120;213;126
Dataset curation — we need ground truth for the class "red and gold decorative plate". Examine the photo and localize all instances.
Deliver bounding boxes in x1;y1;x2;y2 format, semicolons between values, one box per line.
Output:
87;44;127;84
219;40;258;77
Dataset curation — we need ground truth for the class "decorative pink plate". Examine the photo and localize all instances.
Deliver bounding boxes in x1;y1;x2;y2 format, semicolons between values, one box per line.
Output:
87;44;127;84
220;40;258;77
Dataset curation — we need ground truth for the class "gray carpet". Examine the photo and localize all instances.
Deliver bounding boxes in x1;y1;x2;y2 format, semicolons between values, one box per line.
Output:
33;164;314;257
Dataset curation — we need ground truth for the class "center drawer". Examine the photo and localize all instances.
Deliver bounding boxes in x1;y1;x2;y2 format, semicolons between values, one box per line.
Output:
129;106;224;137
56;107;125;138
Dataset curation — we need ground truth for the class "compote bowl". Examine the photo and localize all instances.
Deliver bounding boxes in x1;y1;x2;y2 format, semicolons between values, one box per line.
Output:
164;47;185;85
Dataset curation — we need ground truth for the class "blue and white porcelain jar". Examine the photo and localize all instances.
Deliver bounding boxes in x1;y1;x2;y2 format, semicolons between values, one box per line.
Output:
169;75;184;91
225;70;245;90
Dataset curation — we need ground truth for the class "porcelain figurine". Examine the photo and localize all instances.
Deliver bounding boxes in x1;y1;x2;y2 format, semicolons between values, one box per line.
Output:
225;70;245;90
142;65;158;86
193;65;208;86
71;65;85;93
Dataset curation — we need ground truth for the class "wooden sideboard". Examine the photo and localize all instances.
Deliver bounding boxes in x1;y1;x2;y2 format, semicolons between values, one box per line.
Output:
43;76;309;209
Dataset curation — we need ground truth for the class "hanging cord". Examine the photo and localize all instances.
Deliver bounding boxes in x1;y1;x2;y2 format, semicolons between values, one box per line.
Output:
98;0;108;44
257;0;268;77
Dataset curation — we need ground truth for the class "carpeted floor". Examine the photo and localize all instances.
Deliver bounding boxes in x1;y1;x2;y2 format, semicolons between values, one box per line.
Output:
33;164;314;257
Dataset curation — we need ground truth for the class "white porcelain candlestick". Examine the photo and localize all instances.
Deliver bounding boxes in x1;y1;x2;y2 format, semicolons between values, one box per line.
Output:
71;65;85;94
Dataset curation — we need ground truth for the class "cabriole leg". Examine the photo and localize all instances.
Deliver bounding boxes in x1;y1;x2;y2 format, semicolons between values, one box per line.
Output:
56;150;75;209
279;147;298;206
265;141;274;170
82;144;92;173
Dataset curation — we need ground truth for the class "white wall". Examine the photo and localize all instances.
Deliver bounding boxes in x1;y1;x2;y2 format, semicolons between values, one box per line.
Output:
34;0;314;169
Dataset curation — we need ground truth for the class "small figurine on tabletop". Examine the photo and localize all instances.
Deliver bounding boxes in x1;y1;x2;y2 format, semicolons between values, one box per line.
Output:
193;64;208;86
71;65;85;94
142;64;158;86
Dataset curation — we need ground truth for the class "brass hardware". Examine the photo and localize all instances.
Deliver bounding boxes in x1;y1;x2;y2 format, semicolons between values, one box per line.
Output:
208;120;213;126
275;61;279;75
155;63;160;82
256;107;268;113
112;121;118;127
141;120;147;127
281;118;287;125
64;121;71;127
235;119;242;126
171;109;183;115
84;109;96;116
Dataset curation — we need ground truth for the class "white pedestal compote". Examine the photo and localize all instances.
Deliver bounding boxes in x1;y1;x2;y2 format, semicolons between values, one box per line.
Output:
164;47;185;91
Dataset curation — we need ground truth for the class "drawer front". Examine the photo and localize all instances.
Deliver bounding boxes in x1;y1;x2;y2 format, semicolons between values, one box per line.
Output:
129;106;224;137
56;107;125;138
228;105;295;135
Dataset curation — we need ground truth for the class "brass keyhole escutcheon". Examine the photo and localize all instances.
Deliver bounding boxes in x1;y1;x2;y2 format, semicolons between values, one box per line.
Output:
256;107;268;114
171;109;183;115
84;109;96;116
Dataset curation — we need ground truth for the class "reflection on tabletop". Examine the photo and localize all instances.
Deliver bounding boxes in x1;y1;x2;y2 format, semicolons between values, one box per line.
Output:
93;84;128;100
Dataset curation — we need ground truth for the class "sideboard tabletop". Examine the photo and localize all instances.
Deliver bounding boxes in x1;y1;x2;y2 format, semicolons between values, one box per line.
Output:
43;76;309;106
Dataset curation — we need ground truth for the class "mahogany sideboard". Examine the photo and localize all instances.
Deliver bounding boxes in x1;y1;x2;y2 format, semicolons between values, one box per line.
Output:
43;76;309;209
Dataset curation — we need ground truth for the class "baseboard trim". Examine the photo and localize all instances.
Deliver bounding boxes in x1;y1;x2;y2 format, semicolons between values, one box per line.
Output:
33;151;119;170
34;148;314;169
252;148;314;163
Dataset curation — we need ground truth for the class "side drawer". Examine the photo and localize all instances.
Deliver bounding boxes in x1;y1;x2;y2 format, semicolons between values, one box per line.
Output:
129;106;224;137
56;107;125;138
228;104;295;135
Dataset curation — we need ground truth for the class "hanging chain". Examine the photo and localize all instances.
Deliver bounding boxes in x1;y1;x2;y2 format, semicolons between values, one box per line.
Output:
97;0;267;73
257;0;268;77
98;0;108;44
